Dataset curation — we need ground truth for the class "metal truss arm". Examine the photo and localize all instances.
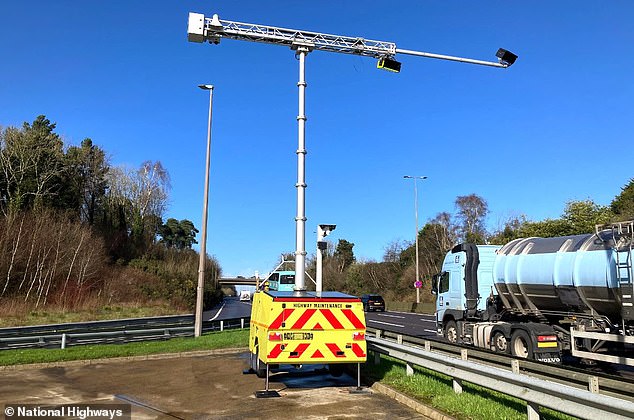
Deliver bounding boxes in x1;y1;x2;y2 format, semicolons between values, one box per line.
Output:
188;13;512;68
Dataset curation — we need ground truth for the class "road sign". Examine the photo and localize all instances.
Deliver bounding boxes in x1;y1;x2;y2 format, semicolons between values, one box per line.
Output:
414;280;422;288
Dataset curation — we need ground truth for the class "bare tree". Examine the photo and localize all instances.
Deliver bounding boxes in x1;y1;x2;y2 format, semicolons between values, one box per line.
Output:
0;210;107;306
135;161;170;220
105;161;171;252
455;194;489;243
383;239;408;263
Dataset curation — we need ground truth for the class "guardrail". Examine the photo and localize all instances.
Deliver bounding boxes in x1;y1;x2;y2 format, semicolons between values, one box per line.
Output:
366;326;634;401
0;317;250;350
0;314;195;337
367;335;634;420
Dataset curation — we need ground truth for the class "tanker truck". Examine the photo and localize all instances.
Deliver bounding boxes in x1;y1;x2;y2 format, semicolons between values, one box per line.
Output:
433;221;633;366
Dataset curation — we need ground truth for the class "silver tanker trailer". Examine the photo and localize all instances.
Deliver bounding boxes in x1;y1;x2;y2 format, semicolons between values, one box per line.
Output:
433;221;633;365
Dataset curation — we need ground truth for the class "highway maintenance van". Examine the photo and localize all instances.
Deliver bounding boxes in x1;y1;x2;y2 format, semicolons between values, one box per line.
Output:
248;290;367;378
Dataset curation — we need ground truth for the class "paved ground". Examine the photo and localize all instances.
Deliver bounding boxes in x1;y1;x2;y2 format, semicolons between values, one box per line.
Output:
0;350;428;419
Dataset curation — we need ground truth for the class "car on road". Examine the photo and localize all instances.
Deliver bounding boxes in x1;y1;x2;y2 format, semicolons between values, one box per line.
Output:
361;294;385;312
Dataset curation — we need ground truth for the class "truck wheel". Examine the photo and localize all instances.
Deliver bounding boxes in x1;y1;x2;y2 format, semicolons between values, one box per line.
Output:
511;330;533;359
444;320;458;344
254;346;267;378
492;331;509;354
328;364;344;377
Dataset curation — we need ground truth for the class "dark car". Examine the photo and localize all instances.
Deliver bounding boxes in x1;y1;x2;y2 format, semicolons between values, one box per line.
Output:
361;294;385;312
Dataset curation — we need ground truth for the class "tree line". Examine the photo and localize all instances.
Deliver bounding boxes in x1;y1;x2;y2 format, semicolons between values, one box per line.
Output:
0;115;220;310
308;180;634;303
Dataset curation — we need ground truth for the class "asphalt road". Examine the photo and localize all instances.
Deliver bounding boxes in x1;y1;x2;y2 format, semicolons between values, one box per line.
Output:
205;296;440;340
203;296;252;321
365;311;438;338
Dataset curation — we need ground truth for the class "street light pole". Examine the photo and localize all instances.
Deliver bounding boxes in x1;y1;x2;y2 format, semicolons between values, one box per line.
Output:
404;175;427;304
195;84;214;338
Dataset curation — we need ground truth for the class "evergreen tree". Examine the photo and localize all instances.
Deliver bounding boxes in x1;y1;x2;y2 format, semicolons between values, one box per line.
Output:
0;115;65;214
611;178;634;221
159;218;199;250
334;239;355;272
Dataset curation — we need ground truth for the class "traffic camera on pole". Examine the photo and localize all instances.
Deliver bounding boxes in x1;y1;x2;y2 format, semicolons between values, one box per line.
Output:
187;13;517;71
188;11;516;293
316;224;336;293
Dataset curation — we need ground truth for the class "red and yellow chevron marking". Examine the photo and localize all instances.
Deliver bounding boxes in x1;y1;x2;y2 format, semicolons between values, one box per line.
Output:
325;343;346;358
351;343;366;358
269;308;295;330
289;343;311;359
266;308;365;331
251;293;367;365
267;343;284;359
265;341;366;362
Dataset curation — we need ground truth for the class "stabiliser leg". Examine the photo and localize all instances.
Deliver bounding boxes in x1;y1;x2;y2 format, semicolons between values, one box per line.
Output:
255;362;280;398
349;363;370;394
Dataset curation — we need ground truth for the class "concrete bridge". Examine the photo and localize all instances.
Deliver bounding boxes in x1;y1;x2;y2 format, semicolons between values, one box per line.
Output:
218;277;259;286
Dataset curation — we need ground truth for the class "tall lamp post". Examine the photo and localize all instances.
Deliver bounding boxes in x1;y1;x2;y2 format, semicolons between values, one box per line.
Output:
195;84;214;338
403;175;427;304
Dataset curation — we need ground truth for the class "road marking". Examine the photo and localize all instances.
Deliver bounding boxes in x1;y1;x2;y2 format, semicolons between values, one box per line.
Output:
377;313;405;319
368;319;404;328
387;310;435;316
424;329;438;334
208;302;226;321
420;318;436;323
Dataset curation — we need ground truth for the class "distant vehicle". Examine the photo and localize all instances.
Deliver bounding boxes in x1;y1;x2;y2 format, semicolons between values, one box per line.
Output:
239;290;251;301
361;294;385;312
266;271;296;292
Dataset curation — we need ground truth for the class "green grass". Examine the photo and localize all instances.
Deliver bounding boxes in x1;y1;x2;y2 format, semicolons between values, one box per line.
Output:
0;329;249;366
363;355;577;420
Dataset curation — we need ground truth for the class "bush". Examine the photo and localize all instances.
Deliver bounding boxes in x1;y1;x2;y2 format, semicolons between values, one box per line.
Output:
128;246;221;309
0;210;108;307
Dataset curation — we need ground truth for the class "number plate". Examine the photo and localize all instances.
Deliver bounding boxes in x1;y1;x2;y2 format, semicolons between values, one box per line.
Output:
283;332;313;340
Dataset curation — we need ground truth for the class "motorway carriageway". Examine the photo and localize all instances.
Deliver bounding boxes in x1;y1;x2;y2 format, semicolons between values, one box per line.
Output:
365;311;438;338
208;297;439;338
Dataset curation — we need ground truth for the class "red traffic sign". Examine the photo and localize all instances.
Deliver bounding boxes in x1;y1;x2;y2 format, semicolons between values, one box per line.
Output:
414;280;422;288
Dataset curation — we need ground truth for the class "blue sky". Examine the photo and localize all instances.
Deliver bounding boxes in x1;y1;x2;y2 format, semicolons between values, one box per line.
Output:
1;1;633;277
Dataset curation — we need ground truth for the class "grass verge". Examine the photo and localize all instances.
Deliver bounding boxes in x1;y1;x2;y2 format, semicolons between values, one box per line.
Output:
0;329;249;366
363;355;577;420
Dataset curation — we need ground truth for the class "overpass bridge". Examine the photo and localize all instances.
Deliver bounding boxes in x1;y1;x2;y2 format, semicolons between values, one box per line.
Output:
218;277;259;286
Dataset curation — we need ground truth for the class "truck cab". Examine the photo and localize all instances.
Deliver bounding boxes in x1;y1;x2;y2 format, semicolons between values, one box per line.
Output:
435;244;501;336
434;243;561;362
